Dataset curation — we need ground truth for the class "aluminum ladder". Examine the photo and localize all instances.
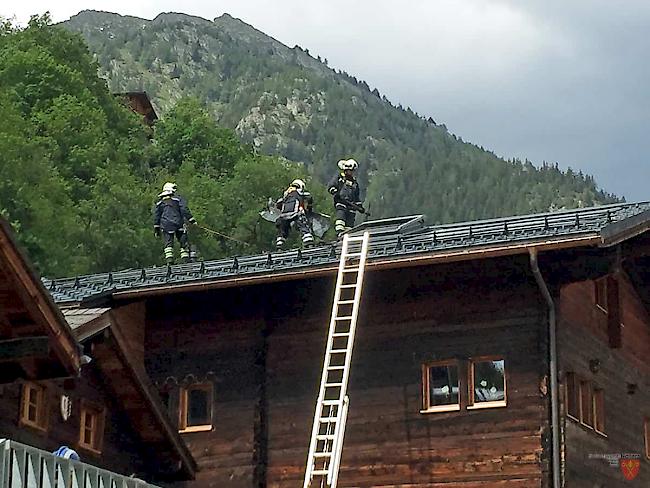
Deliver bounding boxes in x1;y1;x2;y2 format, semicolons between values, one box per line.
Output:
303;232;370;488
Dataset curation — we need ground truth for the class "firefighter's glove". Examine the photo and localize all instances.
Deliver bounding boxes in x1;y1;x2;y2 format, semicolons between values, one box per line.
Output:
188;218;197;225
154;226;161;237
358;205;366;214
328;187;338;195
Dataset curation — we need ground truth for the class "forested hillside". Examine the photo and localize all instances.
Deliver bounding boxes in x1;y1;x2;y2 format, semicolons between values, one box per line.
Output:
0;16;318;277
64;10;619;223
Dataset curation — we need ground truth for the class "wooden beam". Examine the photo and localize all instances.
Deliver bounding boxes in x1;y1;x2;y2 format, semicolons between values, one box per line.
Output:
0;336;50;361
607;275;622;349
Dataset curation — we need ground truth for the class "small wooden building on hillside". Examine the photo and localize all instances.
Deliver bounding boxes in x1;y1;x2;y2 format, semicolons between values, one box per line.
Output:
45;202;650;487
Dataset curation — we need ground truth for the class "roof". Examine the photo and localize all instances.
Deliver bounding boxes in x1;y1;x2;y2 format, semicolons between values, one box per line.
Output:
63;307;196;479
44;202;650;305
0;218;81;382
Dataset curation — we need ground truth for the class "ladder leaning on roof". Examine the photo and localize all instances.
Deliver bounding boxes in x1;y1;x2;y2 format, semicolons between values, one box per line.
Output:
303;232;370;488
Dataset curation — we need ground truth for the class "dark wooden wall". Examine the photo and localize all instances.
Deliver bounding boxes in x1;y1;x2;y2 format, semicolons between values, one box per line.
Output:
558;275;650;486
145;255;551;487
0;361;152;478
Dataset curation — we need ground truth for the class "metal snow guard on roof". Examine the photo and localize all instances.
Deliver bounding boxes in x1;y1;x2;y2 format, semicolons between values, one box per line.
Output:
43;201;650;305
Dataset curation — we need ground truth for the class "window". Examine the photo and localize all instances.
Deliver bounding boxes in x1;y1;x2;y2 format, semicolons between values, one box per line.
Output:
593;388;605;434
595;278;607;312
179;383;213;432
78;403;105;453
565;373;580;420
579;380;594;428
421;361;460;412
20;382;47;430
566;373;606;436
468;358;506;409
643;418;650;459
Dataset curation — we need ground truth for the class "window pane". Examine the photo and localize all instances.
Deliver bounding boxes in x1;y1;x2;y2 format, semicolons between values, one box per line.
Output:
593;389;605;433
187;388;211;426
474;360;505;403
427;365;459;407
580;381;593;427
566;373;579;418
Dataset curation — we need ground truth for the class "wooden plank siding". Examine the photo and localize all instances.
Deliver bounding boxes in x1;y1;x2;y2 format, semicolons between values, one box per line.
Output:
0;363;150;477
558;275;650;486
144;256;551;487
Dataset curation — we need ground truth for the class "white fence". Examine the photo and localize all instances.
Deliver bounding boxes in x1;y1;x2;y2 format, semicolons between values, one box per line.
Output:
0;440;158;488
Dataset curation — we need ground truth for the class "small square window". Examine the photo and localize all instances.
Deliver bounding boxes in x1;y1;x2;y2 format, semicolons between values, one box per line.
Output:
565;373;580;420
179;383;213;432
20;383;47;431
78;403;105;453
579;381;594;428
468;359;506;409
593;388;605;434
421;361;460;413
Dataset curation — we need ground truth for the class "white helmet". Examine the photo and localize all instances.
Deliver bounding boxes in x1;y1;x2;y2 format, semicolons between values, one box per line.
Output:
158;182;176;197
337;159;358;171
291;179;306;191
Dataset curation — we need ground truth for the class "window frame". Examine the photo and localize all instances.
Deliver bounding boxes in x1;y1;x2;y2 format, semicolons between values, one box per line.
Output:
78;401;106;454
579;380;594;429
19;382;48;431
420;360;461;414
594;277;608;313
178;383;213;433
565;372;580;421
593;388;606;435
467;357;507;410
643;417;650;460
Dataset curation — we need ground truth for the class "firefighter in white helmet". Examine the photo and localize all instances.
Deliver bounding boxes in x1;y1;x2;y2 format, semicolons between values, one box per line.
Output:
327;159;365;237
153;182;197;264
275;179;314;249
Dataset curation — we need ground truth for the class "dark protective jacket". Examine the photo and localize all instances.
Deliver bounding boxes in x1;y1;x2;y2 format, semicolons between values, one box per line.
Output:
153;195;194;232
327;173;361;209
276;188;313;219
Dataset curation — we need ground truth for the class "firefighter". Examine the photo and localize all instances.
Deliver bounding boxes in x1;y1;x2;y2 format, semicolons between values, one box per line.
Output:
328;159;365;237
153;182;197;264
275;179;314;249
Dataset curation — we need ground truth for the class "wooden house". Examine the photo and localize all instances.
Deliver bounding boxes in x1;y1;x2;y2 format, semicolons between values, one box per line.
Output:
44;203;650;487
0;219;196;486
114;92;158;126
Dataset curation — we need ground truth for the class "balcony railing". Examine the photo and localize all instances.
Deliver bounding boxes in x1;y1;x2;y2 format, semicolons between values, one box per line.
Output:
0;440;158;488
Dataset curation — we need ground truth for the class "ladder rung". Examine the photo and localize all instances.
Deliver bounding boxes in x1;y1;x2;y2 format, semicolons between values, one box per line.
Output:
319;416;338;422
332;332;349;337
313;452;333;458
316;434;336;439
321;400;342;405
312;469;330;476
325;383;343;388
345;252;362;257
340;284;357;289
343;267;360;272
334;316;353;320
337;300;355;305
329;349;348;354
346;236;367;242
327;366;345;370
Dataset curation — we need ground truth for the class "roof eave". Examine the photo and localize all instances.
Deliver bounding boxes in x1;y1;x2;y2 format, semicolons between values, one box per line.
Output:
112;234;603;300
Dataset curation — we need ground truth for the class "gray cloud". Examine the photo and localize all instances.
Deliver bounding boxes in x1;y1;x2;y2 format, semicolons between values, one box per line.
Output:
3;0;649;200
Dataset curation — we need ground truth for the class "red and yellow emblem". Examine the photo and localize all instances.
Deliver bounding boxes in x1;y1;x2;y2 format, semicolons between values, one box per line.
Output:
620;458;640;480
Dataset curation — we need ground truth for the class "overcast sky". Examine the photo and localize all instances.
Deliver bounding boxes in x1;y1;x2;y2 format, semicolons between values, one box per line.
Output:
3;1;649;201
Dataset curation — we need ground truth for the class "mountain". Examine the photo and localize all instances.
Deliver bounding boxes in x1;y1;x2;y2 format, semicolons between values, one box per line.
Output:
63;10;619;223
